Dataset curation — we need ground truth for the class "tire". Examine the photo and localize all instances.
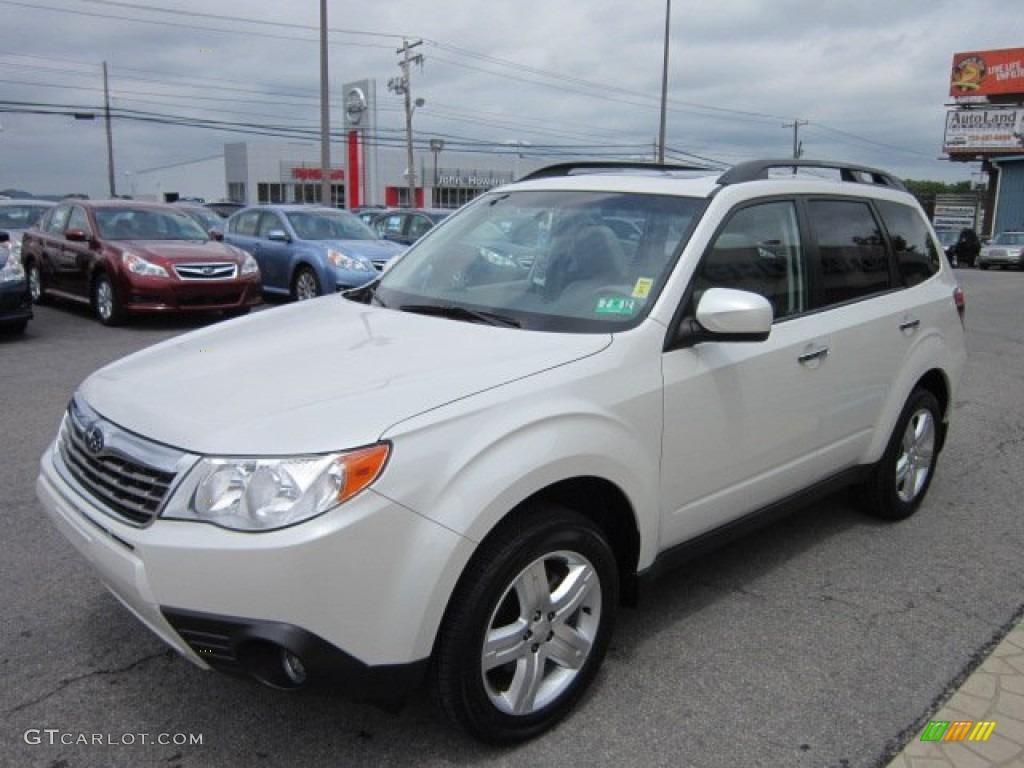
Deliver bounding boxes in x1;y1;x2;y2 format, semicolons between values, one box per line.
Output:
431;502;618;743
26;261;46;304
291;266;321;301
860;388;942;520
978;263;988;270
92;273;122;326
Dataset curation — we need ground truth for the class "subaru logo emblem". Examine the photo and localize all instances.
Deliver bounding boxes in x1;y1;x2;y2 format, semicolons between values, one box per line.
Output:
84;423;105;455
202;266;215;275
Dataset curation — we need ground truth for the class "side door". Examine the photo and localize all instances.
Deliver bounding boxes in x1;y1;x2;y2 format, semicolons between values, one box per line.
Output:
40;204;73;294
57;205;98;300
255;211;293;291
660;199;837;546
225;209;269;285
798;197;903;468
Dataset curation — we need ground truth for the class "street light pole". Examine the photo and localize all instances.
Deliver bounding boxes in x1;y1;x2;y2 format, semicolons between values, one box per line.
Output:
103;61;116;197
657;0;671;164
390;39;424;207
319;0;331;206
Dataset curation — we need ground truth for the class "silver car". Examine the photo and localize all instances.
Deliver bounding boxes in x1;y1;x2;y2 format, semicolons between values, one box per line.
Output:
977;231;1024;269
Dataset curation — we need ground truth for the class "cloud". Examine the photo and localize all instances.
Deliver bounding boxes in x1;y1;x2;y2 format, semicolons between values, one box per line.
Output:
0;0;1016;196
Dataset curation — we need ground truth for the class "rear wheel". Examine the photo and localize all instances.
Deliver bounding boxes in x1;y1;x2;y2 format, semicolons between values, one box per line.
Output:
860;388;941;520
291;266;321;301
92;273;122;326
431;502;618;743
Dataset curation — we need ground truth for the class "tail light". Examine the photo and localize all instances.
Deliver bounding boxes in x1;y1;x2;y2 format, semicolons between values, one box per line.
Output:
953;285;965;324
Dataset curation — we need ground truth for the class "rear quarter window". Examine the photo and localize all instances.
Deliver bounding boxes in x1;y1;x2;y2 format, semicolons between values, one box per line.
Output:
876;200;940;287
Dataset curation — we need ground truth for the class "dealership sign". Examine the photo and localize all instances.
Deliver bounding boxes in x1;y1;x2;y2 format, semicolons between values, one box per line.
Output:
950;48;1024;100
943;108;1024;154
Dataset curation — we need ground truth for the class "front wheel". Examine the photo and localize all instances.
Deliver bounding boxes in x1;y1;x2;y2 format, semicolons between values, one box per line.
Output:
860;388;942;520
431;503;618;743
291;266;321;301
26;261;46;304
92;274;122;326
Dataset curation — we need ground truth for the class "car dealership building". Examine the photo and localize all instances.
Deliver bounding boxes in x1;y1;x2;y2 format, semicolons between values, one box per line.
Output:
128;78;546;212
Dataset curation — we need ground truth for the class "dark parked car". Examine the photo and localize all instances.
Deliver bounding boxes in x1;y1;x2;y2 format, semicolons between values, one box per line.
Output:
176;204;227;239
371;208;451;246
225;205;405;300
21;200;262;325
204;201;245;218
0;232;33;334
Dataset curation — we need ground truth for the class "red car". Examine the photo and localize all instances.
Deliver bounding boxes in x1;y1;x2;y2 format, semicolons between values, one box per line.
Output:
22;200;261;325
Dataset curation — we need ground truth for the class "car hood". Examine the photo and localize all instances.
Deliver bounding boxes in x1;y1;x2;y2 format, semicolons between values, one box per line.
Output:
118;240;246;264
321;238;405;260
80;297;610;455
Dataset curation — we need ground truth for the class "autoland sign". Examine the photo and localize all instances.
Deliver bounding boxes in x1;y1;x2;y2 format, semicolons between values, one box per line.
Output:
943;107;1024;155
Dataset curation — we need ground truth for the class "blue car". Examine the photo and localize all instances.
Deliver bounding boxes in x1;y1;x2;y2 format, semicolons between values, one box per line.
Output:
225;205;405;301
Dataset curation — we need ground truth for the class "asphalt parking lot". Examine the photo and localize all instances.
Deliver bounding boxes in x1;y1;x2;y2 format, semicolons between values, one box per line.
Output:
1;270;1022;768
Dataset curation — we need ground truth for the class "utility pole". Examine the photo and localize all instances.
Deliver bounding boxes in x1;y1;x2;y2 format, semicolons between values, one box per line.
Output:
319;0;331;206
103;61;116;197
389;39;424;207
784;118;807;160
657;0;672;164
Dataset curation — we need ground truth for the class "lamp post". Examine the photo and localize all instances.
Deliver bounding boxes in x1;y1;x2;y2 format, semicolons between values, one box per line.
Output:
429;138;445;207
502;140;531;181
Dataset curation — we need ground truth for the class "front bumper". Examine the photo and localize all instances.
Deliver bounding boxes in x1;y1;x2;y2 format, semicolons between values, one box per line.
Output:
0;278;32;325
36;444;472;698
120;274;262;314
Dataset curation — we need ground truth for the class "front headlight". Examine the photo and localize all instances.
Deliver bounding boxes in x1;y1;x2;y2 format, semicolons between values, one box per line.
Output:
240;251;259;275
164;443;390;531
122;251;169;277
326;248;373;272
0;246;25;283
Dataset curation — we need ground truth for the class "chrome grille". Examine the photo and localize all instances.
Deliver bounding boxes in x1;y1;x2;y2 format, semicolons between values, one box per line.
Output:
174;263;238;280
56;398;188;527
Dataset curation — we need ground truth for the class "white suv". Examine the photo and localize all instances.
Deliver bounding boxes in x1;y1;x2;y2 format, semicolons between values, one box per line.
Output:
37;159;967;742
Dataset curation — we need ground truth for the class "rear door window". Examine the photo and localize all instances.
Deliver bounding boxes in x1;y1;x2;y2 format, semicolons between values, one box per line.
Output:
807;199;892;306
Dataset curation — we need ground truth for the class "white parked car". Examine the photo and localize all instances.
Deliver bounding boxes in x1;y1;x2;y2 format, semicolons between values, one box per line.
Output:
976;230;1024;270
37;159;967;742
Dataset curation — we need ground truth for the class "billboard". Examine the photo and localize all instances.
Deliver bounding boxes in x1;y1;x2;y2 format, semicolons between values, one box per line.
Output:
943;108;1024;154
950;48;1024;99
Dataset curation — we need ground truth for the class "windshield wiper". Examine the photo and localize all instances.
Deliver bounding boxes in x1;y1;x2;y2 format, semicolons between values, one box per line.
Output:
342;277;382;305
399;303;521;327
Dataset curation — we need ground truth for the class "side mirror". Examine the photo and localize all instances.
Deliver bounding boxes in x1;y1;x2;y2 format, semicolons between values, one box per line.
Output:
209;229;224;242
267;229;290;243
64;229;90;243
672;288;773;348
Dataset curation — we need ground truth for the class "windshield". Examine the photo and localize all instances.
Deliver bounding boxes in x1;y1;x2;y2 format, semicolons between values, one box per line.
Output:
0;204;51;230
181;207;224;232
375;189;705;333
286;209;377;241
993;232;1024;246
94;207;210;241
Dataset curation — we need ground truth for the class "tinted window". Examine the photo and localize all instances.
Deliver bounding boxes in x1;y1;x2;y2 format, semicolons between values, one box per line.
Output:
875;200;940;287
66;206;91;235
231;210;261;236
45;205;71;236
257;212;286;238
695;201;807;321
808;200;891;305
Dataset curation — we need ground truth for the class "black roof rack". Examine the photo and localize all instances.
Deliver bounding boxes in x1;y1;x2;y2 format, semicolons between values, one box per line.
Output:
717;158;907;191
520;160;712;181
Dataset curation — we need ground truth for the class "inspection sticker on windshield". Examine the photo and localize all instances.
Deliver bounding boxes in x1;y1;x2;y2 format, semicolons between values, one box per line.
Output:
595;296;638;316
631;277;654;299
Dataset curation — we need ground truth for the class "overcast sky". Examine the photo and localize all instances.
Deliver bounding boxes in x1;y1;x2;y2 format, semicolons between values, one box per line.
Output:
0;0;1017;198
